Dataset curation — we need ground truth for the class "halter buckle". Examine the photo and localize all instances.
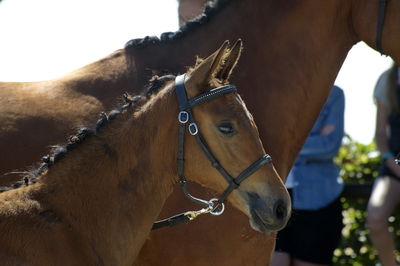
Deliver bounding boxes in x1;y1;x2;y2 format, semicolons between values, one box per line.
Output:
178;111;189;124
188;123;198;135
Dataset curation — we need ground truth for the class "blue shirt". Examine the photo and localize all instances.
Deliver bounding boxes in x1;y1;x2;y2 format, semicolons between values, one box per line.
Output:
285;85;345;210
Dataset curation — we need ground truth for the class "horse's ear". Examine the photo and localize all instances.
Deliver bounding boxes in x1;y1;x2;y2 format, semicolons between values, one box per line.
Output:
215;39;243;83
185;40;230;97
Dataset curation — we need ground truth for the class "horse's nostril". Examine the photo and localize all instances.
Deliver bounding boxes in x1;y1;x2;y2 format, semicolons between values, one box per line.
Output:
274;200;287;220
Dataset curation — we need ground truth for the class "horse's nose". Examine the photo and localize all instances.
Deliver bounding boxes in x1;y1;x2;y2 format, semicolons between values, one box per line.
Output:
274;199;288;221
248;193;291;233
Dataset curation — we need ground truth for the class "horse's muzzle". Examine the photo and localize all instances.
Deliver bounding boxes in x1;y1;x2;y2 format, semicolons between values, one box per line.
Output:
247;192;291;233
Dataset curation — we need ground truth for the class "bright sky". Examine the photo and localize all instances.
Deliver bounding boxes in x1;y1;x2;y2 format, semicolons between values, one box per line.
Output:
0;0;393;144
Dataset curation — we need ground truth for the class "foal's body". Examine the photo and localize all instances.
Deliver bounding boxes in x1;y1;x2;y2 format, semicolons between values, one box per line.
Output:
1;0;400;265
0;72;176;266
0;99;172;265
0;42;289;265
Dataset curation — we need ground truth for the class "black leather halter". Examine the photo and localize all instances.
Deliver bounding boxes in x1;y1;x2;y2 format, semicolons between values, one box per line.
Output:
152;74;272;230
376;0;387;55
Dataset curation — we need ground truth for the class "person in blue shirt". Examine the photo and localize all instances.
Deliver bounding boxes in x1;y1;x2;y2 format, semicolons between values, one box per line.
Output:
271;85;345;266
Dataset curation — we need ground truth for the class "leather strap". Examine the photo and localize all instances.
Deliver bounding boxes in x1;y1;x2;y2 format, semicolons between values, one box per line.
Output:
152;213;191;230
376;0;387;55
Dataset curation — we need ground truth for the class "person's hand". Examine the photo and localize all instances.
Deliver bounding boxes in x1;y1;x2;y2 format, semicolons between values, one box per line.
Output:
320;125;335;136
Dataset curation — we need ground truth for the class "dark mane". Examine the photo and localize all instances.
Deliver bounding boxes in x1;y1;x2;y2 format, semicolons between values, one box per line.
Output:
124;0;231;51
0;75;176;193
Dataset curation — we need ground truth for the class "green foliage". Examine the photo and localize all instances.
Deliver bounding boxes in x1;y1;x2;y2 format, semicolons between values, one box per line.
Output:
333;135;400;265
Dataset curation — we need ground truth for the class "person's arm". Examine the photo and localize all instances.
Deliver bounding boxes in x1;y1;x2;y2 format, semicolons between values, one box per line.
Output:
299;90;344;159
375;99;390;154
375;99;400;177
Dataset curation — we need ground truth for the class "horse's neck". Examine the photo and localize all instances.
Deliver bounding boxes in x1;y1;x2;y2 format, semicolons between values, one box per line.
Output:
37;85;178;263
129;0;356;178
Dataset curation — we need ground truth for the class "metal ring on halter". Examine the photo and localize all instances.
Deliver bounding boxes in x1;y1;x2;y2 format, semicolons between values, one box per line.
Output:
188;123;199;135
178;111;189;124
209;198;225;216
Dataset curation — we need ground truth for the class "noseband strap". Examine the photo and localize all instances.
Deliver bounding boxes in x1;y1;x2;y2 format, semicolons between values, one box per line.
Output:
152;74;272;230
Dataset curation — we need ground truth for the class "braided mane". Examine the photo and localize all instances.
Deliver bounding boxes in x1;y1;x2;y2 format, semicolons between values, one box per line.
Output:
124;0;231;51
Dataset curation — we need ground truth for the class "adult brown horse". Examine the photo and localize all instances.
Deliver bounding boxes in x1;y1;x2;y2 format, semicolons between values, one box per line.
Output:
0;41;290;265
1;0;400;265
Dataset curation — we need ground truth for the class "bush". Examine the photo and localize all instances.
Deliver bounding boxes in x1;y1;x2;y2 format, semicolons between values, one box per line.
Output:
333;135;400;265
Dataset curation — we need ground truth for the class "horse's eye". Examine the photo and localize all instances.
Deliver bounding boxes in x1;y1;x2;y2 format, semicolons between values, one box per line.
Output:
218;122;236;136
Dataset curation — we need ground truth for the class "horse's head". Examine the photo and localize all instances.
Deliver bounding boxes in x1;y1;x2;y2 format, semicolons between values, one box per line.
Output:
180;40;291;233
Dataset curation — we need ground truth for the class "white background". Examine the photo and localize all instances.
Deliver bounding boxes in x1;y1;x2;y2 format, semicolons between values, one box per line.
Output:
0;0;393;144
